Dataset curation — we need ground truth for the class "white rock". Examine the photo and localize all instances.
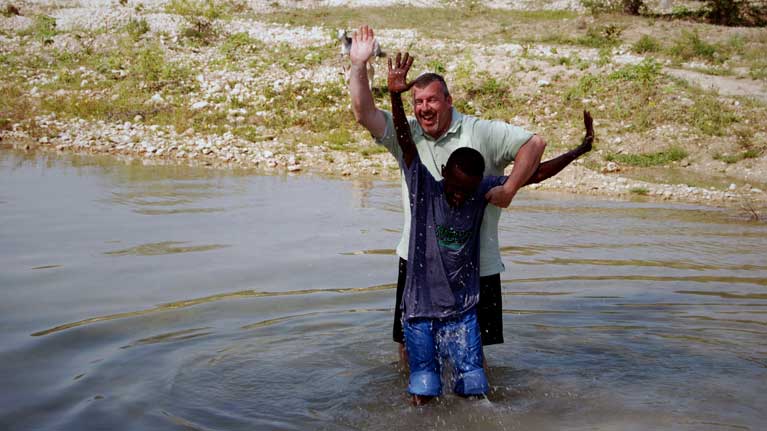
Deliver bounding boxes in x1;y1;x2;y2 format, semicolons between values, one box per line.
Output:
263;150;274;158
537;79;550;87
287;164;301;172
191;101;209;110
728;183;737;190
150;93;165;104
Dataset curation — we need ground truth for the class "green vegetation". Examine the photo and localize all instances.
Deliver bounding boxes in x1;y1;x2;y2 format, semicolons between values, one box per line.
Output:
606;147;688;167
713;149;761;164
220;32;263;60
22;15;57;43
125;18;150;41
669;30;723;63
632;34;661;53
630;187;650;195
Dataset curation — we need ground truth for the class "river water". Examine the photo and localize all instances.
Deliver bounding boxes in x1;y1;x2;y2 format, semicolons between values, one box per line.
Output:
1;149;766;430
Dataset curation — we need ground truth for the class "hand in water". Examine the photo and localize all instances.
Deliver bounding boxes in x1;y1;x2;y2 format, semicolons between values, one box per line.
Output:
387;52;415;94
580;110;594;154
350;25;376;67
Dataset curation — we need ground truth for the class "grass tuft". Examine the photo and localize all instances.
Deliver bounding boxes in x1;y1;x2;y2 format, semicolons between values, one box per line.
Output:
605;147;688;167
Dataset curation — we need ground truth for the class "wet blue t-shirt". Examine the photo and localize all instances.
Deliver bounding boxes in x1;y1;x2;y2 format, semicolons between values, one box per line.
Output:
402;154;507;321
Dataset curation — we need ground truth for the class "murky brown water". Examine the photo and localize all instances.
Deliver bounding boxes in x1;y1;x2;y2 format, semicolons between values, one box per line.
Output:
1;150;766;430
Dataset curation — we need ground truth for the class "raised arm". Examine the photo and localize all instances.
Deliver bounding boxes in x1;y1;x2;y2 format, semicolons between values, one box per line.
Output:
388;52;417;167
349;25;386;138
524;110;594;185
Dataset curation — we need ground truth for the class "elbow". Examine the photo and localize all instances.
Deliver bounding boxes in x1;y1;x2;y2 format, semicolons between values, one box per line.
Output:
531;134;547;155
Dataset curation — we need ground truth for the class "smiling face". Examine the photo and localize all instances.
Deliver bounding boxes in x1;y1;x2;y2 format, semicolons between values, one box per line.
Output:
412;81;453;140
441;163;482;208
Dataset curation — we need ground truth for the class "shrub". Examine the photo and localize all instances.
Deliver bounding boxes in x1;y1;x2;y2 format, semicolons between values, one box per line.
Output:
609;58;662;84
577;24;623;48
28;15;57;43
668;30;723;63
125;18;150;41
632;35;661;53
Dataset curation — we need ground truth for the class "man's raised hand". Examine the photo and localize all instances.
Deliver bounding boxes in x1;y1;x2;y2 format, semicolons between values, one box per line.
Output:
350;25;376;67
388;52;415;94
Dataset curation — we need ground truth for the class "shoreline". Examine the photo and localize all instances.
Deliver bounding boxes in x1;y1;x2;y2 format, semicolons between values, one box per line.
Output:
3;126;765;217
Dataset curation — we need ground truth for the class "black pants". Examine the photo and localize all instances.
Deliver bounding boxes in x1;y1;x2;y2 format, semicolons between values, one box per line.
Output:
393;258;504;345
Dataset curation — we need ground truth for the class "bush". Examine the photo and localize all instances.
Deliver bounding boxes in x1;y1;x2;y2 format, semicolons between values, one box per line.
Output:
669;30;723;63
632;35;661;53
125;18;150;41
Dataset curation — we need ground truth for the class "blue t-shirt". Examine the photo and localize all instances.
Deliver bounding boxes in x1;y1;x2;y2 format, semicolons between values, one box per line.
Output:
402;154;507;321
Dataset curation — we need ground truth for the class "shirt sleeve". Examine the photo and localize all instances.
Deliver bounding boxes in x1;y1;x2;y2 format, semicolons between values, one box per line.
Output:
374;110;402;161
472;118;534;169
478;175;508;196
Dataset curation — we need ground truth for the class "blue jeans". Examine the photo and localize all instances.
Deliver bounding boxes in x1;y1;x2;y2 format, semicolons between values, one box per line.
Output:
403;310;489;397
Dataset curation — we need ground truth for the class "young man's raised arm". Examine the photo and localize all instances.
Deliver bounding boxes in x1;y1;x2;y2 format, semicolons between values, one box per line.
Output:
387;52;417;168
349;25;387;139
524;110;594;185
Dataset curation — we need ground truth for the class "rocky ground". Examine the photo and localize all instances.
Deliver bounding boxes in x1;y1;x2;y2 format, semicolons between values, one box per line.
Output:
1;0;766;218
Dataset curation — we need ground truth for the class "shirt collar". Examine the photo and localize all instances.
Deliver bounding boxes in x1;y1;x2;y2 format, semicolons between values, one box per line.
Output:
414;108;463;142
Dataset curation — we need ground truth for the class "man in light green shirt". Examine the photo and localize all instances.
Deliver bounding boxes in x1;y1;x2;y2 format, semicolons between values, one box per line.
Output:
348;26;592;359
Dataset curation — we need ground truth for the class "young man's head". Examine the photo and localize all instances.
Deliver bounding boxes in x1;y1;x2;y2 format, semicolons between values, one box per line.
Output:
412;73;453;140
441;147;485;208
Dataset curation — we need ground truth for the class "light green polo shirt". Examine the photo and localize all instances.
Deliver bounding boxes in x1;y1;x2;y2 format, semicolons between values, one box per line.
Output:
376;108;534;277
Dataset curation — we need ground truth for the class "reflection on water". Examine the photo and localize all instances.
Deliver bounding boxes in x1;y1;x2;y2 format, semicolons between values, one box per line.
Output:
1;149;766;431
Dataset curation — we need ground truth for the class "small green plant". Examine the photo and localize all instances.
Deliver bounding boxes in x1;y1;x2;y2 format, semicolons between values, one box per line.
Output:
125;18;150;41
689;93;739;135
669;30;723;63
713;148;761;163
165;0;221;20
630;187;650;195
221;32;262;60
27;15;57;43
426;59;446;74
609;58;662;83
578;24;623;48
605;147;688;167
632;35;661;54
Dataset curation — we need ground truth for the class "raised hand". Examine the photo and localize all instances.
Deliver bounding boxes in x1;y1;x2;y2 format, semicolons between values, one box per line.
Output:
580;110;594;154
387;52;415;94
350;25;376;67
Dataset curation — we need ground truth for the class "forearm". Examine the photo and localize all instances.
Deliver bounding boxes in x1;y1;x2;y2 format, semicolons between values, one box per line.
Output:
504;136;546;195
350;64;385;138
390;90;416;166
524;134;590;185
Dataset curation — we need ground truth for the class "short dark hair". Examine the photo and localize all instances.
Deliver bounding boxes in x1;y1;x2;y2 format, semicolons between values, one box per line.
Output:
446;147;485;178
412;73;450;98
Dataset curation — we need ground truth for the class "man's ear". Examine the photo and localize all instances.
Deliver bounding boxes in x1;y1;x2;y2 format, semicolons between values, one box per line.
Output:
446;94;453;107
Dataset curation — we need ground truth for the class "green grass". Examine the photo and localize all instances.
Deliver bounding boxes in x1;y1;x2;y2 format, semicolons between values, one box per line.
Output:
689;93;739;136
629;187;650;195
605;147;688;167
714;148;762;164
21;15;57;43
668;30;726;64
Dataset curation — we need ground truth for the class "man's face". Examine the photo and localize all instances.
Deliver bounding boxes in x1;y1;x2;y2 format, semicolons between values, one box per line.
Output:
413;81;453;140
441;164;482;208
